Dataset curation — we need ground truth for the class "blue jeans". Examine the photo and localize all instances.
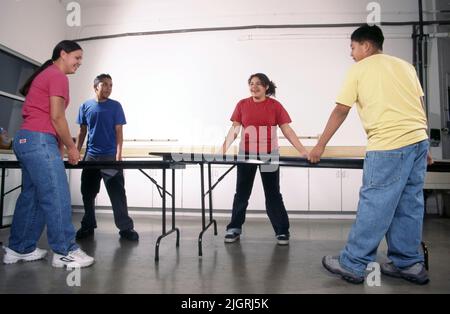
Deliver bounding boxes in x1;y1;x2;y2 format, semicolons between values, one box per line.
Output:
8;130;78;255
340;140;429;277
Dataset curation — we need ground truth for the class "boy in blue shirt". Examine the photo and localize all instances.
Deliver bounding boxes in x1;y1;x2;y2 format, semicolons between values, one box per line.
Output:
75;74;138;241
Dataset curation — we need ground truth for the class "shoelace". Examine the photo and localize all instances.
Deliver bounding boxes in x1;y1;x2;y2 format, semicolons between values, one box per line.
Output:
70;249;88;259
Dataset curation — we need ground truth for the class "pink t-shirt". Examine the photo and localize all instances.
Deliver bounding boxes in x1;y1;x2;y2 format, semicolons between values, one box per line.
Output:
21;64;69;136
231;97;292;154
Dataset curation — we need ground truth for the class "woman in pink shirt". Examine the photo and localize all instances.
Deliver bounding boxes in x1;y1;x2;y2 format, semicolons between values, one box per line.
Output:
221;73;309;246
3;40;94;268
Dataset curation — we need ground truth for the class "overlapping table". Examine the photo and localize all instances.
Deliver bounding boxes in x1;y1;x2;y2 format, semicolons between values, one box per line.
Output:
0;159;185;261
149;150;450;268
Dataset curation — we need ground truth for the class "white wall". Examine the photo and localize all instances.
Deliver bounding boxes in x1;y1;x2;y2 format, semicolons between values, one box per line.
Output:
64;0;419;38
0;0;67;63
63;0;418;147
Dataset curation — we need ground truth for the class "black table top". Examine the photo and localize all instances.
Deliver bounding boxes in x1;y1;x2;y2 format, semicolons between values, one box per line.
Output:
1;154;448;172
149;152;450;173
0;160;186;170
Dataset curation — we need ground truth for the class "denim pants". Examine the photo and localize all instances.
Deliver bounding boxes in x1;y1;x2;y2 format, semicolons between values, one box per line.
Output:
80;154;134;231
8;130;78;255
226;163;290;236
340;140;429;277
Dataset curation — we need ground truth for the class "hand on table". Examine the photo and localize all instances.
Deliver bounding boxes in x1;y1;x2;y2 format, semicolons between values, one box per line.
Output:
308;145;325;164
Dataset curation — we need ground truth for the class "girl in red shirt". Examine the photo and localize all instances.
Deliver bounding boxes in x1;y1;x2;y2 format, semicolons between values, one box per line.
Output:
221;73;309;245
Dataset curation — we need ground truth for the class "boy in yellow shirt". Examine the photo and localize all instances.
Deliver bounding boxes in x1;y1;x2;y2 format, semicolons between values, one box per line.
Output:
309;24;432;285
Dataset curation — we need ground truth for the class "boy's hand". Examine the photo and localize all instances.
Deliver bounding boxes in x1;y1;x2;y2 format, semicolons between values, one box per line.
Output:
427;151;433;166
308;145;325;164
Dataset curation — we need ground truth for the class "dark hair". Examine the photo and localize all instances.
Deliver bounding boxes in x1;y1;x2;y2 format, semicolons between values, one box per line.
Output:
94;74;112;89
248;73;277;97
20;40;82;96
351;24;384;50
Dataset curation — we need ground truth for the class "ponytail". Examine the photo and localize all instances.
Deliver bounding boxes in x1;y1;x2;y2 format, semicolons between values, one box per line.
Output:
20;60;53;96
20;40;82;96
266;80;277;97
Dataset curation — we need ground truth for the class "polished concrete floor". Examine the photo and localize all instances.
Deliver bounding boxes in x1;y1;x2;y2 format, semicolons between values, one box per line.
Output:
0;213;449;294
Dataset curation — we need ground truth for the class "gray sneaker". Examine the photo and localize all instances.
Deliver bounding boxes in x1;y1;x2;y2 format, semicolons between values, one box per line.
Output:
322;255;364;284
381;261;429;285
224;231;240;243
276;234;289;246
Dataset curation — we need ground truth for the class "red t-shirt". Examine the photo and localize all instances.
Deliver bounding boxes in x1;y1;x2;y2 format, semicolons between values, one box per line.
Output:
21;64;69;136
230;97;292;154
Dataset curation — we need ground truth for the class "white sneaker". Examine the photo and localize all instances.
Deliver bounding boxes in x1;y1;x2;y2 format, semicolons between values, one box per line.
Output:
52;248;94;268
3;246;47;264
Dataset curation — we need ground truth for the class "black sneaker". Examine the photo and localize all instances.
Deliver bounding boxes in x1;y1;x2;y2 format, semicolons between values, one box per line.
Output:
322;255;365;284
276;234;289;246
76;227;94;240
119;229;139;241
224;232;240;243
381;261;429;285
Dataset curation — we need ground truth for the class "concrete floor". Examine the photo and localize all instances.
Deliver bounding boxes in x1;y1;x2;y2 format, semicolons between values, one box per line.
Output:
0;213;449;294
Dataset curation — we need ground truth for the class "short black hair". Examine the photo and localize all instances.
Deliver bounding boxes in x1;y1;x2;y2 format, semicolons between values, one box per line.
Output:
351;24;384;50
94;74;112;88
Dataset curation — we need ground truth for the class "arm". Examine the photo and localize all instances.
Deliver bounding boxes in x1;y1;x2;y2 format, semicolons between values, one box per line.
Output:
420;97;434;165
76;125;87;152
50;96;80;165
220;122;241;154
115;124;123;161
279;124;309;158
308;104;351;163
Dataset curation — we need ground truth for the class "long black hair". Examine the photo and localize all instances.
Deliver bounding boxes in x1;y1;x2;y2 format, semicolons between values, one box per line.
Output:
20;40;82;96
248;73;277;97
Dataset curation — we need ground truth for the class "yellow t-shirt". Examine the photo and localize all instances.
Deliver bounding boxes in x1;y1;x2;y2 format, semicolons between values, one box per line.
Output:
336;54;428;151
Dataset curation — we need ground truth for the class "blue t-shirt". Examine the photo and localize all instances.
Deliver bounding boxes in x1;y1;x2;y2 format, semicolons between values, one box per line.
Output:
77;98;126;156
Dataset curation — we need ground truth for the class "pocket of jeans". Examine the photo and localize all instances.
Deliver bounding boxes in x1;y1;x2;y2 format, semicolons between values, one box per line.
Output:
368;151;403;188
13;139;40;156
